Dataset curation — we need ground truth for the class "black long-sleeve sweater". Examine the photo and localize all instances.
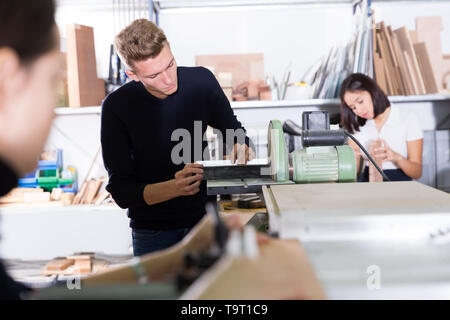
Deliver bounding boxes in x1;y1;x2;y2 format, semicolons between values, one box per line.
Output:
101;66;249;230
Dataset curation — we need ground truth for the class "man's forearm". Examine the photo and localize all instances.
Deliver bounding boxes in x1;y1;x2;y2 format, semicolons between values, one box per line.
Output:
143;179;180;206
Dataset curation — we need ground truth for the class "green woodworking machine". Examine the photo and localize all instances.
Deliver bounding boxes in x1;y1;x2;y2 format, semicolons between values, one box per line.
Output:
203;111;357;195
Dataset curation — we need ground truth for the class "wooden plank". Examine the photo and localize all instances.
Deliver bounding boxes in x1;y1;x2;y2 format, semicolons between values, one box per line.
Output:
51;188;63;201
82;179;102;204
23;192;50;203
61;192;75;206
72;181;87;205
416;16;445;92
387;26;407;95
93;189;110;205
75;259;92;274
394;27;426;95
376;32;394;95
45;259;75;271
404;50;420;95
391;32;414;95
195;53;265;90
380;23;402;95
414;42;439;94
374;52;388;94
66;24;105;107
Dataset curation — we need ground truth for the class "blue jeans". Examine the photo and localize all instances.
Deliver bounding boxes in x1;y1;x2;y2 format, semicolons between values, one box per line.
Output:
132;227;191;256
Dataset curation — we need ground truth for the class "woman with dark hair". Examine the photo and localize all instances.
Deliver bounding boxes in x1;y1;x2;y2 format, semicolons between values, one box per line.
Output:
339;73;423;181
0;0;61;299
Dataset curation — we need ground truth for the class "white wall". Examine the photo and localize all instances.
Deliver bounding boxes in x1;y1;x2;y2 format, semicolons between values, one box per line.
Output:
159;3;354;84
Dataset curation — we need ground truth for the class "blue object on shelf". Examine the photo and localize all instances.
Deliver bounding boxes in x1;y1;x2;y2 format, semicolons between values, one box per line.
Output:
18;171;38;188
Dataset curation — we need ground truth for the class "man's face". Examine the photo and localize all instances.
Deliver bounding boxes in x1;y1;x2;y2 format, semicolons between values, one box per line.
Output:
126;42;178;99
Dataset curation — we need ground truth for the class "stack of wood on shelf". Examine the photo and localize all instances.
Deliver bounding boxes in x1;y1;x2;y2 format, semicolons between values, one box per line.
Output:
373;16;450;96
195;53;272;102
0;178;113;208
72;177;112;205
40;254;110;276
0;187;74;208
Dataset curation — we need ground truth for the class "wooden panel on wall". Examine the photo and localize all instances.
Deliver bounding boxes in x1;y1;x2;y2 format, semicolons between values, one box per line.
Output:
195;53;265;89
66;24;105;108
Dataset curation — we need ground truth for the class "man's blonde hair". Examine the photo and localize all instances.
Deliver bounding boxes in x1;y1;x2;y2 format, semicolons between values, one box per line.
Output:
114;18;167;70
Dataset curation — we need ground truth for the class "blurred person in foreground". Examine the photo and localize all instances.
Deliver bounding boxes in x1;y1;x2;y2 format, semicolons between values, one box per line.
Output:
0;0;62;299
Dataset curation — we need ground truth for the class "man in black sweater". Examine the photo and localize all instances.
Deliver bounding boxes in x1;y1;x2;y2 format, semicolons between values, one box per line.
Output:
101;19;254;256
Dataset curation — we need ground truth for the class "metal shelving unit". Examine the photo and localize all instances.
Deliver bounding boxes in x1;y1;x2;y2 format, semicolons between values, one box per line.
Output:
53;93;450;115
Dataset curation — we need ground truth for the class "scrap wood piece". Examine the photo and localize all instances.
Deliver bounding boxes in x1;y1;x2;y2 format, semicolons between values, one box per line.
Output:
72;181;87;205
67;255;91;260
61;192;75;206
75;259;92;274
93;189;110;205
51;188;63;201
45;259;75;272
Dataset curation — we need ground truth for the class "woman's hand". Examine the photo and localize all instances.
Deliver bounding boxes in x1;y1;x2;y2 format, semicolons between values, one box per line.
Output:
372;139;402;163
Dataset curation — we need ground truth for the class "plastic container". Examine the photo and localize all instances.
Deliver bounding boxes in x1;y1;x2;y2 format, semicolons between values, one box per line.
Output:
18;170;39;188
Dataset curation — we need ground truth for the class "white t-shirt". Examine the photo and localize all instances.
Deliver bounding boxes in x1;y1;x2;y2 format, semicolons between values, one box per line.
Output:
352;106;423;170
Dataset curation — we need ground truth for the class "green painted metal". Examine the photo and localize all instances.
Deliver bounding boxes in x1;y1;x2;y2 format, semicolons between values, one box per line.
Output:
268;120;289;182
336;145;357;182
291;145;356;183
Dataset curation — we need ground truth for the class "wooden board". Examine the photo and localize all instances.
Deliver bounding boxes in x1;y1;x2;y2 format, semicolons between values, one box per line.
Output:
44;259;75;272
373;52;387;94
391;32;414;95
180;239;326;300
404;50;420;95
415;16;444;92
66;24;105;107
414;42;439;94
269;181;450;215
394;27;426;95
376;32;394;95
195;53;265;89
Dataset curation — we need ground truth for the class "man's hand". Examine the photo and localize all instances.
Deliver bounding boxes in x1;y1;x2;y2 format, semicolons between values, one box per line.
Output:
229;143;256;165
174;163;204;196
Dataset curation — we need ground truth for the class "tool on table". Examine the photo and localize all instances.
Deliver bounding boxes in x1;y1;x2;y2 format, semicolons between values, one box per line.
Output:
202;111;357;195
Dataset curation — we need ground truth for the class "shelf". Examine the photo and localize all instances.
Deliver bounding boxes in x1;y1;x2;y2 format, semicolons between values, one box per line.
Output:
0;204;123;215
54;106;102;116
154;0;450;10
388;94;450;103
231;99;340;109
52;94;450;116
154;0;354;10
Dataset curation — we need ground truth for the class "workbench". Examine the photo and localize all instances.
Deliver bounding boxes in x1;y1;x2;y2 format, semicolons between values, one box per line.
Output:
263;181;450;299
